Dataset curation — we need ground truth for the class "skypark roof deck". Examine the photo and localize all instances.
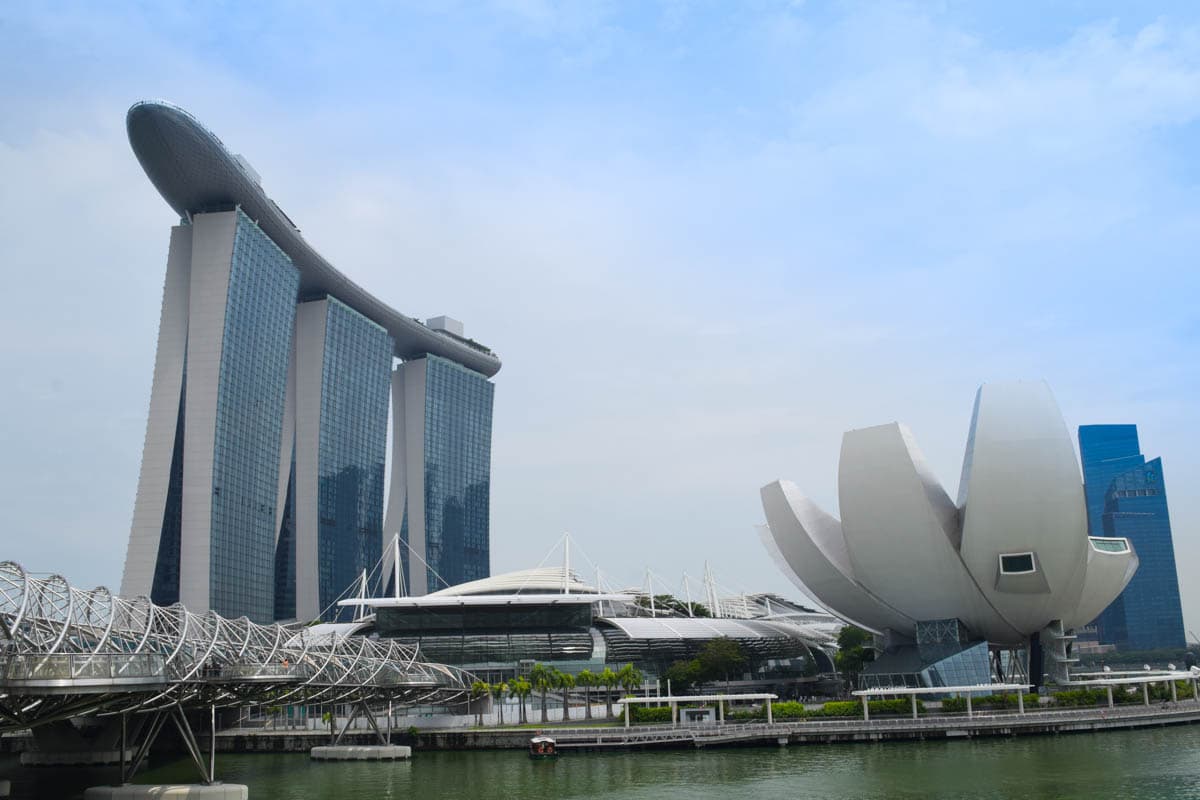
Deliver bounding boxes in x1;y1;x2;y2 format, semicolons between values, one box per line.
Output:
126;100;501;377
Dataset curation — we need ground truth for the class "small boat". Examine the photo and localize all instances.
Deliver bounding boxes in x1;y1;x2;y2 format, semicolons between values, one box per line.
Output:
528;735;558;759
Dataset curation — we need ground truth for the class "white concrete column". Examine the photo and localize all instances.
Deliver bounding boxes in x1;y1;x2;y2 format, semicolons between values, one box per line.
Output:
1106;686;1113;708
670;702;677;728
1171;680;1178;703
910;694;917;719
1143;683;1150;706
624;702;630;729
718;699;724;725
1192;678;1198;702
862;694;870;722
966;693;973;718
1017;689;1025;715
767;699;774;725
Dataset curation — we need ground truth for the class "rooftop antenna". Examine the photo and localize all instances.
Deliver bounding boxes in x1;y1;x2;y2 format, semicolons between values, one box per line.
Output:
596;565;605;616
563;533;571;596
645;568;656;618
704;562;722;618
392;534;405;600
682;571;695;618
356;569;369;620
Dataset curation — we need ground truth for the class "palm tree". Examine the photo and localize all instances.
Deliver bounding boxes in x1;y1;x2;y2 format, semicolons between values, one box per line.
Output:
470;680;490;727
508;677;532;724
599;667;619;718
490;681;509;725
577;669;597;720
557;670;576;722
618;663;644;699
530;663;554;724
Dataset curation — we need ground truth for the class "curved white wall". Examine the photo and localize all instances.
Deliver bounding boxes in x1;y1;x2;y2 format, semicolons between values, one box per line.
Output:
760;480;913;635
838;423;1023;643
957;382;1089;636
758;381;1136;646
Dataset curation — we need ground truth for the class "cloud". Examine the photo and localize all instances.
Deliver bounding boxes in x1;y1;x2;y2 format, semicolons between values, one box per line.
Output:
2;2;1199;629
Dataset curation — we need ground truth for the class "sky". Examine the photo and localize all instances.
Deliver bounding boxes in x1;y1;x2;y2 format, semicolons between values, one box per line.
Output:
1;1;1199;631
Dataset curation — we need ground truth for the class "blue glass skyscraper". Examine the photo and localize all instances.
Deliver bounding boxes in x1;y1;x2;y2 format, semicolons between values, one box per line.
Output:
1078;425;1185;651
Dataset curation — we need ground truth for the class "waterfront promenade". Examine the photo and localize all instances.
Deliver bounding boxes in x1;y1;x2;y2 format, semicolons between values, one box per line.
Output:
200;696;1200;752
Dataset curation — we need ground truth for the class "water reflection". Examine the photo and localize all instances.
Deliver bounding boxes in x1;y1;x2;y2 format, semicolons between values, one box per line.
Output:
4;726;1200;799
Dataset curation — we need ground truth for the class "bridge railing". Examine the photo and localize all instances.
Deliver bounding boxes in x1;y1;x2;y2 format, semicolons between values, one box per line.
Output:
218;663;315;681
1;653;167;683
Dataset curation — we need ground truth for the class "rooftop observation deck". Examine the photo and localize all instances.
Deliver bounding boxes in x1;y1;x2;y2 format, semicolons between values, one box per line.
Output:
126;100;501;378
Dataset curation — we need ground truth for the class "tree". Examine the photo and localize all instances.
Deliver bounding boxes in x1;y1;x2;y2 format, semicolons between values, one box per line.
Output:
697;637;748;688
530;663;554;724
470;680;490;727
556;670;576;722
663;658;702;695
577;669;597;720
618;663;645;699
490;681;509;725
508;677;532;724
834;625;875;690
599;667;619;718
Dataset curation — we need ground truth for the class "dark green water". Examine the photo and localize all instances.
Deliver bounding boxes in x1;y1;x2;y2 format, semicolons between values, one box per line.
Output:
6;726;1200;799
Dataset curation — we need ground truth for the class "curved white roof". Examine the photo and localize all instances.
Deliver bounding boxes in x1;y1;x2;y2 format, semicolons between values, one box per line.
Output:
426;567;597;596
126;100;500;377
599;616;831;642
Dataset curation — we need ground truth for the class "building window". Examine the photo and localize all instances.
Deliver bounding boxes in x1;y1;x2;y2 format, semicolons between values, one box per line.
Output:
1089;537;1130;554
999;552;1035;574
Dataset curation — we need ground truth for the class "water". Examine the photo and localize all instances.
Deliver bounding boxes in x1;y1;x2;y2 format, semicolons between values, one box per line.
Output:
6;726;1200;799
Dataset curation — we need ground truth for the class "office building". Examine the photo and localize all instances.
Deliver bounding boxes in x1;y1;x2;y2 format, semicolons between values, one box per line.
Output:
1079;425;1185;651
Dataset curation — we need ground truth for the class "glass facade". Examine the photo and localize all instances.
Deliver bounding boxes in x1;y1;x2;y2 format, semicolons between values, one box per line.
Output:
273;455;296;620
209;210;299;622
315;298;393;619
150;372;186;606
1078;426;1185;651
372;600;821;682
1078;425;1143;536
417;355;495;592
860;640;992;689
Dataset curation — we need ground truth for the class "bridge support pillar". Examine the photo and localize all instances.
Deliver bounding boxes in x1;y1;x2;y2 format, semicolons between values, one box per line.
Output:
23;717;148;768
332;701;390;747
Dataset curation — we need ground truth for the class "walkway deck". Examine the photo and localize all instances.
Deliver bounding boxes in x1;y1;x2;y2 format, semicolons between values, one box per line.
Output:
544;700;1200;750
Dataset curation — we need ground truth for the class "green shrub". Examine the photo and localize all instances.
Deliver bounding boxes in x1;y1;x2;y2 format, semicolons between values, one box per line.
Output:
770;701;809;720
818;700;861;717
816;699;922;717
942;693;1038;712
630;706;674;723
1052;689;1107;707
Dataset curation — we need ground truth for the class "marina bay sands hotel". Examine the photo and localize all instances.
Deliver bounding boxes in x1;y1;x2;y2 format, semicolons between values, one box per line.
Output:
120;101;499;623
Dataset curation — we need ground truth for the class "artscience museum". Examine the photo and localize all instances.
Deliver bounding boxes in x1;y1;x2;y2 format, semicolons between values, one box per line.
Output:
760;381;1139;689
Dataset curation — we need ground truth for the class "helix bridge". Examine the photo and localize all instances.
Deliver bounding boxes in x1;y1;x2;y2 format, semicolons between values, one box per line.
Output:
0;560;471;783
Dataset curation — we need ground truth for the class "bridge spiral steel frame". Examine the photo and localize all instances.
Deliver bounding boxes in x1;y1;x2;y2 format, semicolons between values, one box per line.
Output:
0;561;472;732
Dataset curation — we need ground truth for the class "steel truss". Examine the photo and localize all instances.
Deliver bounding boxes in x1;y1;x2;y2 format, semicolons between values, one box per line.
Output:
0;561;473;732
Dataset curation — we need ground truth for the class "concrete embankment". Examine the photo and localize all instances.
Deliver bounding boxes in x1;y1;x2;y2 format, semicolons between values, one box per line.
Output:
210;701;1200;753
6;703;1198;761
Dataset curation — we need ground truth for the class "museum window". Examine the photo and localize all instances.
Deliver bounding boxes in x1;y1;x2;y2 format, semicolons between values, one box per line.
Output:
999;552;1035;574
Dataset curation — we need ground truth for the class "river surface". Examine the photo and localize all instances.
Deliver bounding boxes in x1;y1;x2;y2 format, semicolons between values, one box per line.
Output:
6;725;1200;799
